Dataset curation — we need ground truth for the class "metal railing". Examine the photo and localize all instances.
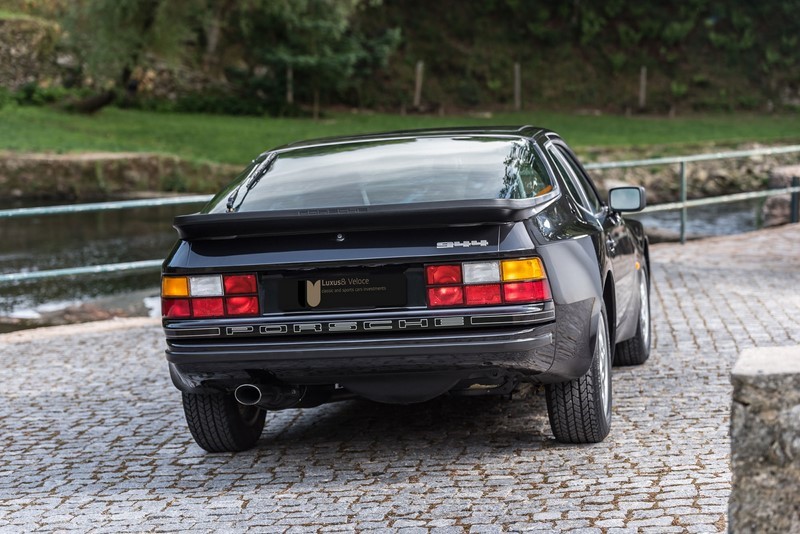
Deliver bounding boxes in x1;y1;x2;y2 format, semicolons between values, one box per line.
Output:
0;195;212;219
584;144;800;243
1;145;799;284
0;195;210;283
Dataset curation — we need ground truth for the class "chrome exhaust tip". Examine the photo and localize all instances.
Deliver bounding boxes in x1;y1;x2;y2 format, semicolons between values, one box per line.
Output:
234;384;262;406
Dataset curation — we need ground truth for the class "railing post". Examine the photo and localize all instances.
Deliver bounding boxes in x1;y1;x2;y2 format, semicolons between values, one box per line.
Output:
680;161;687;244
791;176;800;224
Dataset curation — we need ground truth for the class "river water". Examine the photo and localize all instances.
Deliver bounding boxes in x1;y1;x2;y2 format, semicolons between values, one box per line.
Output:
628;198;765;238
0;199;205;327
0;197;765;328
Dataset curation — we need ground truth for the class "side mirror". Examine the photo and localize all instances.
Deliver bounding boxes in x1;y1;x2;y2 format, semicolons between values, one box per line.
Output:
608;186;646;212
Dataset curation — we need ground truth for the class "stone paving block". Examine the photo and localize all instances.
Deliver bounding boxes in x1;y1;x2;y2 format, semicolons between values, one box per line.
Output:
0;224;798;532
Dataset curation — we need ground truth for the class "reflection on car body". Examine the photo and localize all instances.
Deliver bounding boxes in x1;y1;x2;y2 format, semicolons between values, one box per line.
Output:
161;126;651;452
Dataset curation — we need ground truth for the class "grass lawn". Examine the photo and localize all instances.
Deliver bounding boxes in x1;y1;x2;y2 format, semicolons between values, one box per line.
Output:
1;105;798;165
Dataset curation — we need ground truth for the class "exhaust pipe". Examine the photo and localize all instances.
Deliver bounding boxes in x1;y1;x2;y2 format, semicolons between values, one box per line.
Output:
234;384;263;406
234;383;349;410
234;383;305;410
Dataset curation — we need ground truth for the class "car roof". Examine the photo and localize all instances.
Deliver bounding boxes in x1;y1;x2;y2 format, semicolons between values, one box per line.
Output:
273;125;555;153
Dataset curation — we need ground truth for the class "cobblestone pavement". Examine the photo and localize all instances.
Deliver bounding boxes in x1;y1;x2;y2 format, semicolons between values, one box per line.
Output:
1;224;798;533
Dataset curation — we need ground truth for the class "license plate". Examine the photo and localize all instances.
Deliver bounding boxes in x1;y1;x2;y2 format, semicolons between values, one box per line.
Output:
279;272;407;311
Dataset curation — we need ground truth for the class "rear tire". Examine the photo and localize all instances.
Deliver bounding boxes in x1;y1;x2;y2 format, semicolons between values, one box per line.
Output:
546;305;612;444
182;392;266;452
614;267;651;366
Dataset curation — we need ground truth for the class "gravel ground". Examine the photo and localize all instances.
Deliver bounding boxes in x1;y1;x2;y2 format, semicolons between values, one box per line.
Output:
1;224;798;533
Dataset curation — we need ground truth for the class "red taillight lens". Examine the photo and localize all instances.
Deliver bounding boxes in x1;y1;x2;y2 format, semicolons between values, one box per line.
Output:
193;297;225;317
226;296;259;316
224;274;257;294
162;298;191;318
465;284;502;305
426;265;462;285
428;286;464;307
503;280;550;303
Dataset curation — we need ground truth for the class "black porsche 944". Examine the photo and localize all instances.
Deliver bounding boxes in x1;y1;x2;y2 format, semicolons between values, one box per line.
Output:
161;126;651;452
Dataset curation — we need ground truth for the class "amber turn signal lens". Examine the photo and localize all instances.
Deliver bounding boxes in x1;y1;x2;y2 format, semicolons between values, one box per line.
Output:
162;276;189;297
501;258;545;281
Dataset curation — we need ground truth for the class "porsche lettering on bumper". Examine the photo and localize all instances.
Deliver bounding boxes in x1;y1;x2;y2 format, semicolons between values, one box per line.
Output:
165;308;555;339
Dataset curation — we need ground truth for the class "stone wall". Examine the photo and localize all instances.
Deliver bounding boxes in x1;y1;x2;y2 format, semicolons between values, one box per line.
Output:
0;17;61;91
582;144;800;205
762;164;800;227
729;346;800;533
0;152;240;200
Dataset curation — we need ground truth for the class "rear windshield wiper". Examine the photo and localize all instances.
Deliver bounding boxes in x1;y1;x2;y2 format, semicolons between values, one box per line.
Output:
226;152;278;212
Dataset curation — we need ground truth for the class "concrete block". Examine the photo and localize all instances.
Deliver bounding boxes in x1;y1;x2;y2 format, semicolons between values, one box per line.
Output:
730;346;800;533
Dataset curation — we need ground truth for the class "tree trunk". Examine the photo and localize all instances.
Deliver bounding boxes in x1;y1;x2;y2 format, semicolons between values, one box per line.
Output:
69;91;116;114
204;0;234;75
313;87;320;120
120;0;161;104
204;18;221;70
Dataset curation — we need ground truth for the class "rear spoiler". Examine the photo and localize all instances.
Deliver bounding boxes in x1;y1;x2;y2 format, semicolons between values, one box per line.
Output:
173;198;554;240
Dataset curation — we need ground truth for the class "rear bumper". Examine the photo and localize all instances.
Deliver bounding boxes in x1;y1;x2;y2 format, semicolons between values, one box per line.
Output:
167;323;557;393
165;297;597;396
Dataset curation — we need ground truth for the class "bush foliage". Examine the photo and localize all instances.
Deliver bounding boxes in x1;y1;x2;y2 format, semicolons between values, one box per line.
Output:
3;0;800;114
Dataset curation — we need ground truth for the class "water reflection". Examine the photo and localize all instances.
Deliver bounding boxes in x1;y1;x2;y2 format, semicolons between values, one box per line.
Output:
628;198;764;238
0;202;200;316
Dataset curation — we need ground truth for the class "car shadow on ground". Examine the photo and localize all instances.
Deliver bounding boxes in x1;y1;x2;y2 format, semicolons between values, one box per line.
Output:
158;391;562;492
160;385;589;479
268;386;549;441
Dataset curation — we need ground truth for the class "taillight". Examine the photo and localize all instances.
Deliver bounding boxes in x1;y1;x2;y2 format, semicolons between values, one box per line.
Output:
465;284;502;305
425;264;462;285
161;273;260;319
428;286;464;307
224;274;257;294
192;297;224;317
162;298;190;318
503;280;550;302
226;296;259;315
425;258;550;308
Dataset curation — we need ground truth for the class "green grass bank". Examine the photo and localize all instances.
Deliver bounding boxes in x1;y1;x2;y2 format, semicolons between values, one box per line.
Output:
1;106;799;165
1;105;798;200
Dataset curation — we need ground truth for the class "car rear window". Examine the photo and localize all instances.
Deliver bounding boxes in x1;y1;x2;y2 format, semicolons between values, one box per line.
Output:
206;136;554;214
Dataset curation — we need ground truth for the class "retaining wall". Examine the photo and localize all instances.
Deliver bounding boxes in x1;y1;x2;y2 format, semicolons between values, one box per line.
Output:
0;152;239;200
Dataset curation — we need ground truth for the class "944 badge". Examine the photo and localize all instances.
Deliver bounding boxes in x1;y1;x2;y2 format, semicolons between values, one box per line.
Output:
436;240;490;249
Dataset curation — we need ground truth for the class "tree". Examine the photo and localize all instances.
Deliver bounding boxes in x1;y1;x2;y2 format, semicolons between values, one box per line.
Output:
64;0;205;104
237;0;399;118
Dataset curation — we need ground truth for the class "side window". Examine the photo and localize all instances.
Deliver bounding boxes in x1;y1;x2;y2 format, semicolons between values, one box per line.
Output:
556;146;602;213
501;141;555;199
547;147;593;212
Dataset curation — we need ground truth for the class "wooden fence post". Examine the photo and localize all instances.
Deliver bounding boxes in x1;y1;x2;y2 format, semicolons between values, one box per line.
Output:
514;62;521;111
413;60;424;109
639;66;647;110
286;65;294;105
